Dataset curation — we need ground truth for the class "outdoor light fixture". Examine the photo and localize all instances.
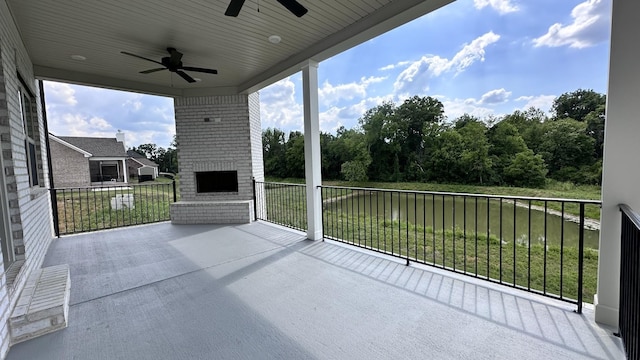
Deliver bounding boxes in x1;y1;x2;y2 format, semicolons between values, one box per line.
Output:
268;35;282;44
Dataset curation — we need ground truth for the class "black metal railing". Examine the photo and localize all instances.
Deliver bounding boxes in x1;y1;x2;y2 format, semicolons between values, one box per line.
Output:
51;180;177;236
251;182;600;311
320;185;601;312
254;181;307;232
618;203;640;359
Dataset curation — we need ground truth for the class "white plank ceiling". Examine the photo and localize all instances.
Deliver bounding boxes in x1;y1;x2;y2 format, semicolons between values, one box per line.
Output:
6;0;453;96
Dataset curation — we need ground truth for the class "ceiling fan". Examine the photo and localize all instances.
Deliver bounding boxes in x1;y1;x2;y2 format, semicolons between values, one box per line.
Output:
225;0;308;17
120;47;218;83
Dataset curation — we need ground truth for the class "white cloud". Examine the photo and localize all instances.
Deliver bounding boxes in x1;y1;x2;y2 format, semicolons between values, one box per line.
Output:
44;82;77;106
393;32;501;95
319;76;386;107
438;96;497;121
515;95;556;112
319;95;394;132
260;77;304;129
533;0;610;49
474;0;519;14
53;114;115;138
378;61;411;71
478;88;512;105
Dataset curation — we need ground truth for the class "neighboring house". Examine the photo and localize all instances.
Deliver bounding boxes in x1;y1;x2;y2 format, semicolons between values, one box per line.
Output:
126;150;159;181
49;132;129;187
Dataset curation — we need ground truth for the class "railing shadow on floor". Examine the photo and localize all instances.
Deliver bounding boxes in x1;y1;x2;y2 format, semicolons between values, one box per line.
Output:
299;239;623;360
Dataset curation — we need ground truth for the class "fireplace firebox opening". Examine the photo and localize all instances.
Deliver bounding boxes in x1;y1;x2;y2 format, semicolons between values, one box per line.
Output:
196;171;238;193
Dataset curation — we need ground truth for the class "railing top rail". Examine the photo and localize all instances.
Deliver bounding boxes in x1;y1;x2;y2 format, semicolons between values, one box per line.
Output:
620;203;640;229
257;181;306;187
318;184;602;205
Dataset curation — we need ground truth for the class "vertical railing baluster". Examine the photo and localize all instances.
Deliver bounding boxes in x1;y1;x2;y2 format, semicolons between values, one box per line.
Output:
475;197;478;277
79;188;84;232
560;202;565;299
453;195;456;270
463;196;467;273
390;191;393;254
442;194;445;268
577;202;584;314
486;197;490;279
513;199;517;287
528;200;532;291
423;193;426;263
432;194;436;265
499;198;503;283
544;201;548;295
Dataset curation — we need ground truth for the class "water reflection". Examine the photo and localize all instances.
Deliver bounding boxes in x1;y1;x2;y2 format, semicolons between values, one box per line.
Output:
328;191;599;249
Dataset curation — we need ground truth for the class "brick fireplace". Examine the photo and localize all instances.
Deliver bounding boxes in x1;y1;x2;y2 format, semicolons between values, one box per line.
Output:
170;93;264;224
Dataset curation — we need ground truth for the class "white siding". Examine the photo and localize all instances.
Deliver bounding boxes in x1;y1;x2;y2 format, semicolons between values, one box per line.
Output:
0;0;55;356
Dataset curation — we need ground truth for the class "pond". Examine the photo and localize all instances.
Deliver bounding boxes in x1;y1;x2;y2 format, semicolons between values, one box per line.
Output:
326;191;600;249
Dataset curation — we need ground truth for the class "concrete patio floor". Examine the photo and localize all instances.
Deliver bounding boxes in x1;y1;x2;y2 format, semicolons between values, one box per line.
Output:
7;221;624;359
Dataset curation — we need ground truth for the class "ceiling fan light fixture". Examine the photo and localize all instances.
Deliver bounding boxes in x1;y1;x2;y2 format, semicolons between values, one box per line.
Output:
268;35;282;44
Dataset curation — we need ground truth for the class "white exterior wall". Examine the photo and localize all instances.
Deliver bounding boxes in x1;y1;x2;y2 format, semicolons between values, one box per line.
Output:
596;0;640;327
0;0;55;356
171;93;263;224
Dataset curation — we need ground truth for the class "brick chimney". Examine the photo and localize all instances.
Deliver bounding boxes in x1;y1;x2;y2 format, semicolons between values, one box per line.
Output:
115;130;125;149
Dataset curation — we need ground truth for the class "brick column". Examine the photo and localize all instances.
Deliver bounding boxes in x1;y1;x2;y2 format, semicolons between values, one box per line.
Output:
171;93;263;224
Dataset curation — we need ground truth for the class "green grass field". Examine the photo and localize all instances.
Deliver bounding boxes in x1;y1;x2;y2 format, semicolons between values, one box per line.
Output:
55;179;176;235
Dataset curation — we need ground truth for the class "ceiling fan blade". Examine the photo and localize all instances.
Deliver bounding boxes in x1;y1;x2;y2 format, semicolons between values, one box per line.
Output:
140;68;166;74
181;66;218;75
121;51;163;66
276;0;307;17
225;0;245;17
176;71;196;83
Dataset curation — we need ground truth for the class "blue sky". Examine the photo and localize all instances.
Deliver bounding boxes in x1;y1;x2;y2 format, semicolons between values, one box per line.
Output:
44;0;611;149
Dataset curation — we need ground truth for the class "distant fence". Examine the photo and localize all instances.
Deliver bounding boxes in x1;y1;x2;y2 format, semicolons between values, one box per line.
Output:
51;181;177;236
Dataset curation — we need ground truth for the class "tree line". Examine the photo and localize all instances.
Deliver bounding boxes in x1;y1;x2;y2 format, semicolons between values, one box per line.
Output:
262;89;605;188
129;135;179;174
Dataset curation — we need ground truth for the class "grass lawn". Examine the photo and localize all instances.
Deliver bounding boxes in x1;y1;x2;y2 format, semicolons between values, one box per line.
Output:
55;179;177;235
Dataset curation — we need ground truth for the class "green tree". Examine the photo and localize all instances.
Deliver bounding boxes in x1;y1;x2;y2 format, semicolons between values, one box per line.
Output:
285;131;305;178
359;102;397;181
262;128;287;177
539;119;595;181
458;120;492;184
488;121;528;184
552;89;606;122
503;150;548;188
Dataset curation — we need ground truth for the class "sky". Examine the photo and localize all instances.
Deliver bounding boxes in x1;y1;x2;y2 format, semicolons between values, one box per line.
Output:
44;0;611;149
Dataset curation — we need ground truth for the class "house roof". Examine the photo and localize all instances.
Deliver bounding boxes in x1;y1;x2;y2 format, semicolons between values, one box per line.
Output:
6;0;452;96
56;136;127;158
131;157;159;168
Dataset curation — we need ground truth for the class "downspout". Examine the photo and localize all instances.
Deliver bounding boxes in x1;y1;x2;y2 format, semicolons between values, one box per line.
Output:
39;80;60;237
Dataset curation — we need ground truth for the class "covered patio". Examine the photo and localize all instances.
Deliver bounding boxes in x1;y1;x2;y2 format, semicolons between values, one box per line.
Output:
7;222;623;359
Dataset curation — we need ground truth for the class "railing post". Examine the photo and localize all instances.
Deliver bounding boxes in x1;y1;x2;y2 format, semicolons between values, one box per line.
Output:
172;180;177;203
576;202;585;314
252;177;258;221
50;188;60;238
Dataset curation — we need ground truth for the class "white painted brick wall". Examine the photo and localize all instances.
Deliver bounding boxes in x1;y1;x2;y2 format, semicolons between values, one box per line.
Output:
0;1;56;357
172;93;264;223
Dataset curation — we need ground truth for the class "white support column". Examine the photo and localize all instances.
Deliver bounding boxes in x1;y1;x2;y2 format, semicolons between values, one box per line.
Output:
302;61;323;241
122;159;128;183
596;0;640;327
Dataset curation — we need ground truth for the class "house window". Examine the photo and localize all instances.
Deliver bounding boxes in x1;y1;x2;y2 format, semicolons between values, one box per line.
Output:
18;77;41;188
